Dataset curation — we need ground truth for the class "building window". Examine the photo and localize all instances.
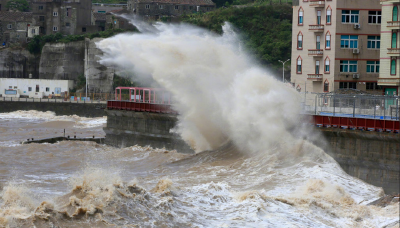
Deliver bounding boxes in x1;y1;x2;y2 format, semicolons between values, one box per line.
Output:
325;32;331;49
367;36;380;49
393;6;398;22
82;27;86;32
325;57;330;73
159;5;163;9
391;58;396;75
28;87;32;92
39;16;44;21
189;6;193;10
66;22;70;27
367;61;380;73
175;5;179;10
46;87;50;92
66;8;70;17
38;5;43;10
32;29;36;34
53;12;58;16
7;24;11;29
36;85;39;92
339;82;357;89
324;80;329;92
296;85;301;92
297;56;302;74
316;35;321;49
368;11;381;24
53;26;58;31
297;32;303;49
145;4;150;9
366;82;374;90
342;10;359;23
326;7;332;24
340;60;358;72
317;10;321;25
340;35;358;48
298;8;304;25
392;32;397;48
315;61;320;74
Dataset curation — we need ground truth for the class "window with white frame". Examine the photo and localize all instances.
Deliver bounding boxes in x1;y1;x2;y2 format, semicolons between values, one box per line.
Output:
159;5;163;9
367;36;380;49
325;58;330;73
368;11;381;24
367;61;379;73
317;10;321;25
32;29;36;34
341;35;358;48
342;10;359;23
340;60;358;72
53;26;58;31
53;12;58;16
316;35;321;49
326;7;332;24
298;8;304;25
297;57;302;73
315;61;320;74
175;5;179;10
325;32;331;49
7;24;11;29
145;4;150;9
297;32;303;49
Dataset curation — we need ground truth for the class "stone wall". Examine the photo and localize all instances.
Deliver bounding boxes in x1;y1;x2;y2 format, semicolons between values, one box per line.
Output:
0;48;39;78
319;128;400;194
104;109;194;153
84;38;114;93
0;101;106;117
39;41;85;81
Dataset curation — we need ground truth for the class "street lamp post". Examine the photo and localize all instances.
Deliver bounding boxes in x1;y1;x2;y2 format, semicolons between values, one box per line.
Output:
278;59;290;83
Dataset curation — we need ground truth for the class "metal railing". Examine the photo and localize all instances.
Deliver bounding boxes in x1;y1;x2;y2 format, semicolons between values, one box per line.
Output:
302;93;400;120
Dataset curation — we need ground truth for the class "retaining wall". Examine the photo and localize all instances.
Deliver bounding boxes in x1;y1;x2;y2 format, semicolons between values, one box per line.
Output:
0;101;106;117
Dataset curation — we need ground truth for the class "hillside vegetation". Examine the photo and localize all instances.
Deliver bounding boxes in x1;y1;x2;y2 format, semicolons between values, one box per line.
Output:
181;3;292;71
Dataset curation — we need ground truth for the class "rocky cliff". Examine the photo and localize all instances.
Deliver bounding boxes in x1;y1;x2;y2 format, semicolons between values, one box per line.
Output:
0;48;39;78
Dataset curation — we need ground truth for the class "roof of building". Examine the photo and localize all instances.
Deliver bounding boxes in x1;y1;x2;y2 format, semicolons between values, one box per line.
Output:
93;12;106;21
137;0;215;5
0;12;33;22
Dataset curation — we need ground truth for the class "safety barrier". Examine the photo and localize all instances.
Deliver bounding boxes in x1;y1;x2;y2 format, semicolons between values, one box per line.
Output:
107;100;177;114
311;115;399;133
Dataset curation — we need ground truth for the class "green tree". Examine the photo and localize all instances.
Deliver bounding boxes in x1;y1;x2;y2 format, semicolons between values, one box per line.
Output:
6;0;29;12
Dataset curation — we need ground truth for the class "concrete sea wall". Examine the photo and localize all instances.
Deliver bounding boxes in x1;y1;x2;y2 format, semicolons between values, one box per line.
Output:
320;128;400;194
0;48;39;78
0;101;106;117
104;109;194;153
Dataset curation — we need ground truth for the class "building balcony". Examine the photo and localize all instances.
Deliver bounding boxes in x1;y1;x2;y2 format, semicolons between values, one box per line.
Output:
388;48;400;55
309;24;324;32
387;21;400;28
378;78;400;86
308;49;323;56
309;0;325;7
307;74;323;81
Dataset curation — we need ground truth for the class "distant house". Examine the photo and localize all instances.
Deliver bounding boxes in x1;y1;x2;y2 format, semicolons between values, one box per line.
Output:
0;78;73;98
128;0;215;20
92;12;106;31
0;11;34;44
29;0;95;36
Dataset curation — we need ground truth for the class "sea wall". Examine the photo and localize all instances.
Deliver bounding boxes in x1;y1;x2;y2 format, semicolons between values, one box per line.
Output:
0;101;106;117
104;109;194;153
319;128;400;194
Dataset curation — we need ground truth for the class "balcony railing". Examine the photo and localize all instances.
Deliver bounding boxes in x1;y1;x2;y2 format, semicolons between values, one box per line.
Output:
309;0;325;7
309;24;324;32
308;49;323;56
307;74;323;81
388;48;400;55
387;21;400;28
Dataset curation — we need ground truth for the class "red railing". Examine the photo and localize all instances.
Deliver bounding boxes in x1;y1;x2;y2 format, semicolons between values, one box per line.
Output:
310;115;399;133
107;100;177;114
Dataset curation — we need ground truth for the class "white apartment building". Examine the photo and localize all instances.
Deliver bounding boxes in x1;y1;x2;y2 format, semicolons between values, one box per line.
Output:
378;0;400;96
291;0;382;97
